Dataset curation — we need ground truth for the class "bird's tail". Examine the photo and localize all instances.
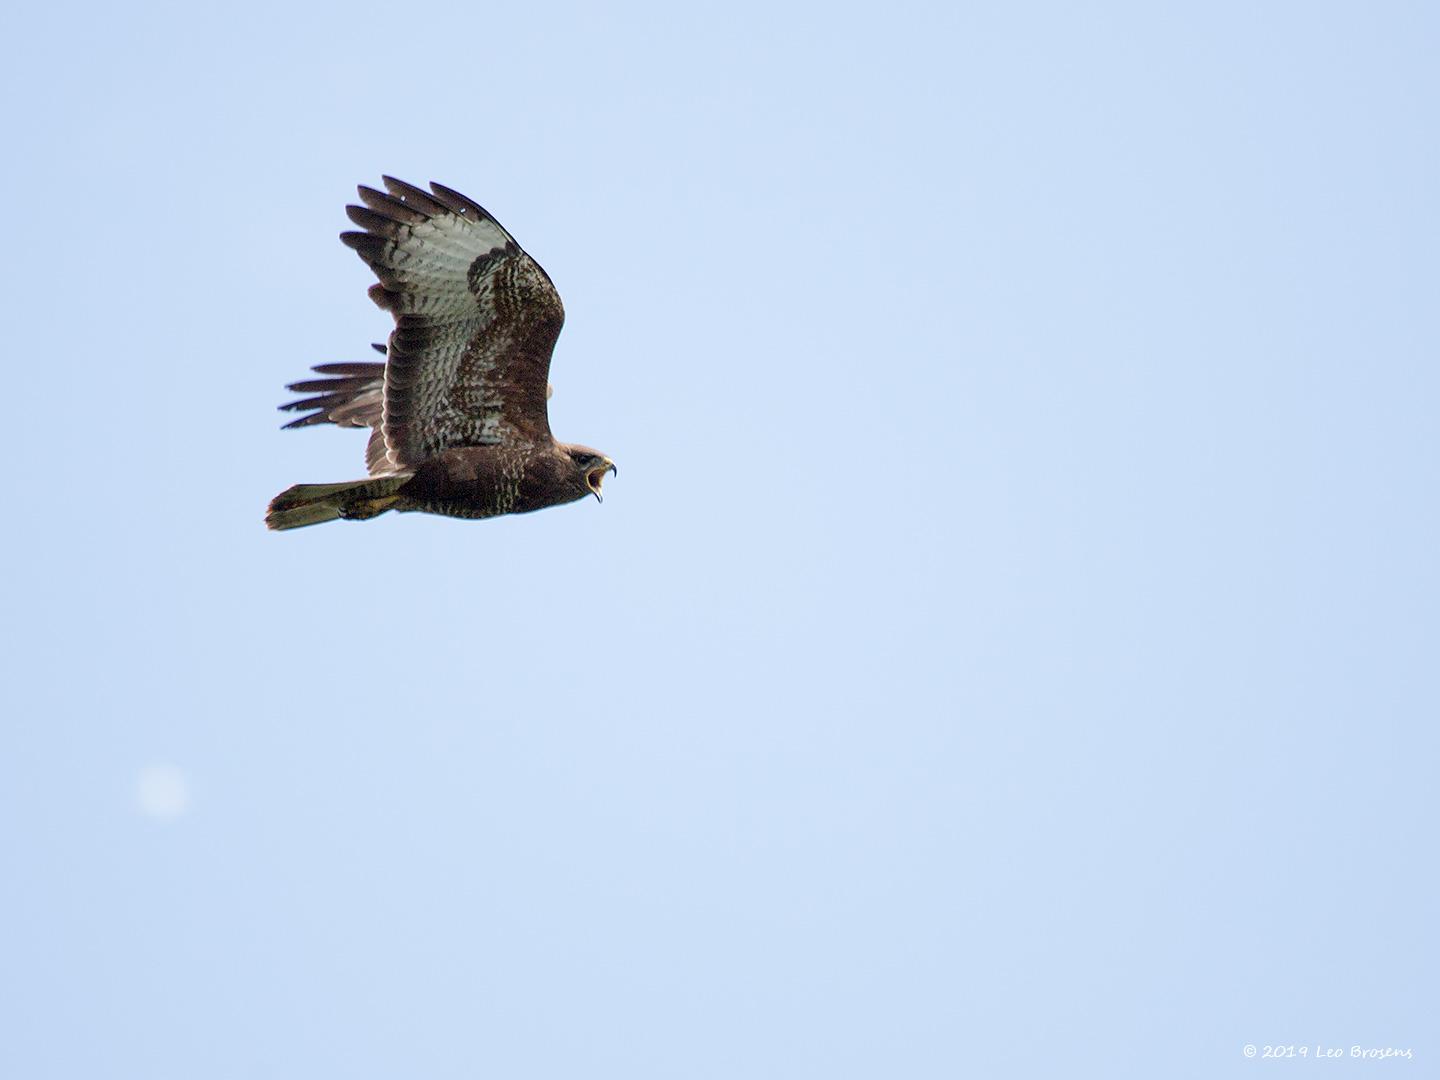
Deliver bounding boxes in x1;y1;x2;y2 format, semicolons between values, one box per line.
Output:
265;474;412;531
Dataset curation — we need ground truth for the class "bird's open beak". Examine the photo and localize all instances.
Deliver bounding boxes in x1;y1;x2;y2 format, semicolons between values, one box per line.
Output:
587;459;617;502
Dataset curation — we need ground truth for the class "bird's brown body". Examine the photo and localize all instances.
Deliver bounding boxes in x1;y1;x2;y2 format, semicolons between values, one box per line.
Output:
266;177;614;530
391;445;598;520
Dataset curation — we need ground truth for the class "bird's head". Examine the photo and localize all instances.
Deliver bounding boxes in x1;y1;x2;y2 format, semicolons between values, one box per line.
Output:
563;444;617;502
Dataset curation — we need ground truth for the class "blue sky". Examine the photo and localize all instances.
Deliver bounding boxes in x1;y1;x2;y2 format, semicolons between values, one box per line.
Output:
2;1;1435;1076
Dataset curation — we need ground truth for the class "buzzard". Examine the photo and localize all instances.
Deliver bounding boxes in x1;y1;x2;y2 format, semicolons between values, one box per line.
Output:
266;177;615;530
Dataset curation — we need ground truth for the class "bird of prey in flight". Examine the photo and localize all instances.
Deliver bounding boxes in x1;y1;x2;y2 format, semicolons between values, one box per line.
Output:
267;177;615;530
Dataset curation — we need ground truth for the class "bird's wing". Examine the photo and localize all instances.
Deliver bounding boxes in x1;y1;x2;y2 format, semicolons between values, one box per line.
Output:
279;346;400;475
340;178;563;470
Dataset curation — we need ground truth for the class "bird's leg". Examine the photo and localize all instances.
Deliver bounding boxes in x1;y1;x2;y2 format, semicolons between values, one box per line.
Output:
338;495;401;520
